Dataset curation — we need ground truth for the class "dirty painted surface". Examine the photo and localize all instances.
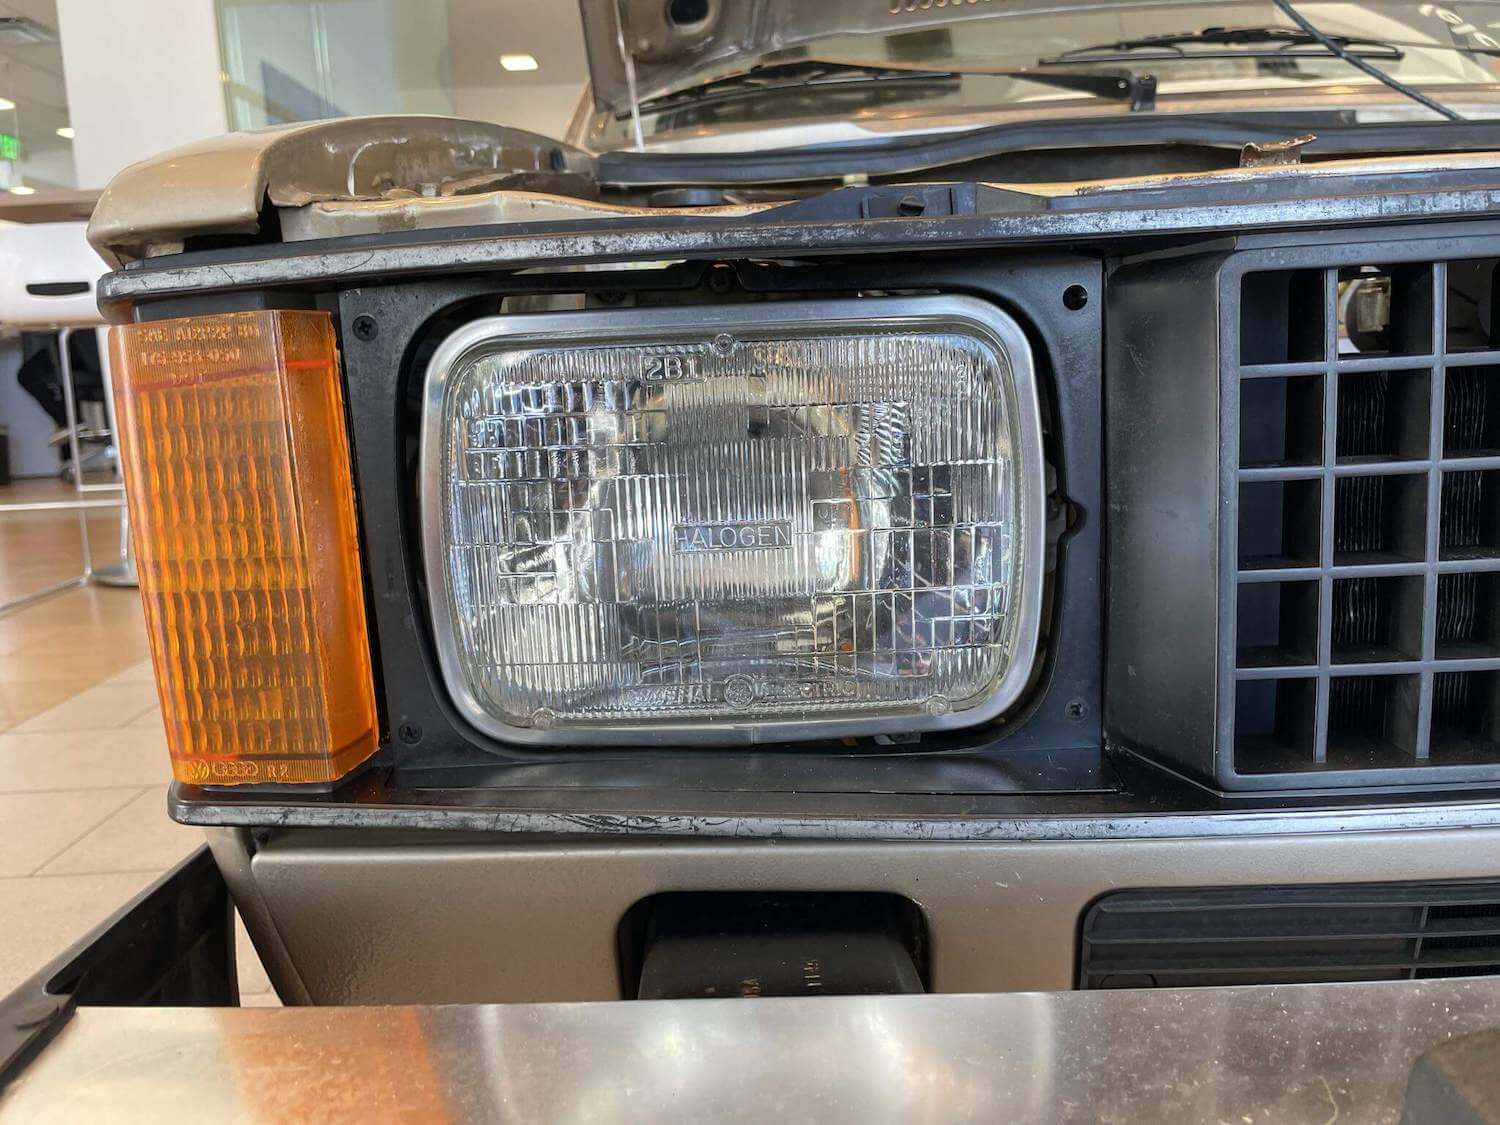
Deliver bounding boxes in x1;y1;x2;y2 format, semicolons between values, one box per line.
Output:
100;173;1500;312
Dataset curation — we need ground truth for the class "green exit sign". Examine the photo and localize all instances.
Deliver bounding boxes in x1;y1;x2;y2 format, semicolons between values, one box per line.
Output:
0;133;19;162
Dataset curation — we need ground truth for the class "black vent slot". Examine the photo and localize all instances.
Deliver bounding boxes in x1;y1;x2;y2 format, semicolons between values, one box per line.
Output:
1229;259;1500;785
1081;882;1500;989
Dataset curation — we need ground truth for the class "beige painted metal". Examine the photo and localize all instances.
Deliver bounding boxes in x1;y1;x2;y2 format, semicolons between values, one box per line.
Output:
230;825;1500;1006
85;115;593;267
88;103;1500;269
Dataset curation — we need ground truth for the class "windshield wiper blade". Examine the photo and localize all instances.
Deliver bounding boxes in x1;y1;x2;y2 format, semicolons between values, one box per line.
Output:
631;58;1160;118
630;61;959;118
1041;24;1404;65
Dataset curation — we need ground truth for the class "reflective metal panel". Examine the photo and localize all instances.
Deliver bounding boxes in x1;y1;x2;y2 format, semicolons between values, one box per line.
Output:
7;979;1500;1122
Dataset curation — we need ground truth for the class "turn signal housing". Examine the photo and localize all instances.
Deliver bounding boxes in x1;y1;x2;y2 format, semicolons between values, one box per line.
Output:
111;309;378;785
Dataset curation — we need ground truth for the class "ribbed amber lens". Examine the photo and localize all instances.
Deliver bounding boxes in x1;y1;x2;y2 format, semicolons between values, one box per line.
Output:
111;310;378;786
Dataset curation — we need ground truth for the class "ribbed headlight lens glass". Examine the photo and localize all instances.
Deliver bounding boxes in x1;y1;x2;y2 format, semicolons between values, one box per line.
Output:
423;298;1042;743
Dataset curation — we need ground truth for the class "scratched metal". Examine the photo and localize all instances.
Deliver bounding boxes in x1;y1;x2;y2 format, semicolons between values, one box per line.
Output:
98;181;1500;313
4;979;1498;1122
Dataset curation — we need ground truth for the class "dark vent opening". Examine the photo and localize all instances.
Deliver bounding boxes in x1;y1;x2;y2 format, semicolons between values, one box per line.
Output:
1333;472;1426;565
1335;370;1430;463
1239;479;1320;569
1444;366;1500;456
1240;270;1324;364
1236;580;1318;668
1234;677;1317;773
1436;573;1500;659
1432;671;1500;763
1440;469;1500;561
1446;258;1500;351
1337;264;1433;356
1241;375;1323;468
1229;259;1500;785
1330;575;1423;664
1326;674;1420;769
1081;882;1500;990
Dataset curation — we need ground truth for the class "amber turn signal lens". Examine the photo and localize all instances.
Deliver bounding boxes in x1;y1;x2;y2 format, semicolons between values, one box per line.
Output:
110;310;378;786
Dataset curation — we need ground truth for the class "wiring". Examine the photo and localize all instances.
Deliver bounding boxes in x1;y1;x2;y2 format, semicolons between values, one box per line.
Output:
1271;0;1463;121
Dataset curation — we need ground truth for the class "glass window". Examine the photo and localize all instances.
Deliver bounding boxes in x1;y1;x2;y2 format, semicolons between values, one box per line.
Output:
215;0;588;138
0;0;76;193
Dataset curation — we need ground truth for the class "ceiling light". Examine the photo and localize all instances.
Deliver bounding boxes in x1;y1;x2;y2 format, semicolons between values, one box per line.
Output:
500;54;538;72
0;98;14;112
55;126;74;140
9;185;35;195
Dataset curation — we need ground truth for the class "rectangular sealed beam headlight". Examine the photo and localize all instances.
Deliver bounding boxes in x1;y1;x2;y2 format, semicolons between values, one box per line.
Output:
421;296;1044;745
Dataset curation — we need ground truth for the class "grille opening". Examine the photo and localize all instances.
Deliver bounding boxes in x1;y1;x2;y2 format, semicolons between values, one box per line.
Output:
1236;580;1319;668
1333;472;1426;565
1446;259;1500;351
1436;572;1500;659
1337;264;1434;357
1240;269;1325;364
1240;375;1323;468
1081;883;1500;989
1427;901;1500;925
1335;370;1430;463
1330;575;1423;664
1227;259;1500;785
1445;366;1500;457
1431;671;1500;763
1234;676;1317;772
1440;469;1500;561
1326;673;1421;768
1239;479;1320;569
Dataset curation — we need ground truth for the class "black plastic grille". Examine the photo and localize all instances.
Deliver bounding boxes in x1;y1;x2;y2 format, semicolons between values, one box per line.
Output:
1231;260;1500;783
1081;883;1500;989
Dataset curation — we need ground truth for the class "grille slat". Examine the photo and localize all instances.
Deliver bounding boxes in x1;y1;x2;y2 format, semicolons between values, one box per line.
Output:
1082;883;1500;989
1233;259;1500;781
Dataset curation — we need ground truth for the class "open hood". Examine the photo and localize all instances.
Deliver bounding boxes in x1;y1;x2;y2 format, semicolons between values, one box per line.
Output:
577;0;1103;113
578;0;1500;116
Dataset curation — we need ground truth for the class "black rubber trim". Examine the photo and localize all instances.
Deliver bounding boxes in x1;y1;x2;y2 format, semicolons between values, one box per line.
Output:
24;281;90;297
597;113;1500;185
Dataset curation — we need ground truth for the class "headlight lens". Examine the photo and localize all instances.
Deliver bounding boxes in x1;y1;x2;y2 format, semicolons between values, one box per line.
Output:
422;297;1044;744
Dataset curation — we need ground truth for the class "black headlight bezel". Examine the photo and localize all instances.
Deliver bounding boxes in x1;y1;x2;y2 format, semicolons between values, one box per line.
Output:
336;253;1101;794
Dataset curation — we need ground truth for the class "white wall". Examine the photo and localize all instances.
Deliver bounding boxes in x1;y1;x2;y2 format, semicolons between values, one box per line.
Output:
451;82;584;141
55;0;228;189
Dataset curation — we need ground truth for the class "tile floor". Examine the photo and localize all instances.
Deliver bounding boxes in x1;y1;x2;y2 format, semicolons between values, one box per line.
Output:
0;481;275;1005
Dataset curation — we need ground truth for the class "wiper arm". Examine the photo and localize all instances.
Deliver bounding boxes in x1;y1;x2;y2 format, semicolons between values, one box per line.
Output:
630;61;960;118
1019;68;1158;111
1041;23;1404;65
631;58;1160;118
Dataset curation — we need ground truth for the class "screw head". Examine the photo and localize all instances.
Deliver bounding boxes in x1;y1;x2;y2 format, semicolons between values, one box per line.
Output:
1063;285;1089;311
351;315;379;341
896;193;926;217
1065;699;1089;721
397;721;422;744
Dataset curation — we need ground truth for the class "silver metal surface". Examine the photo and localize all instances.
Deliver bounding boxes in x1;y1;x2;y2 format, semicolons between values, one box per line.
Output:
233;824;1500;1005
418;297;1046;746
6;979;1500;1122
